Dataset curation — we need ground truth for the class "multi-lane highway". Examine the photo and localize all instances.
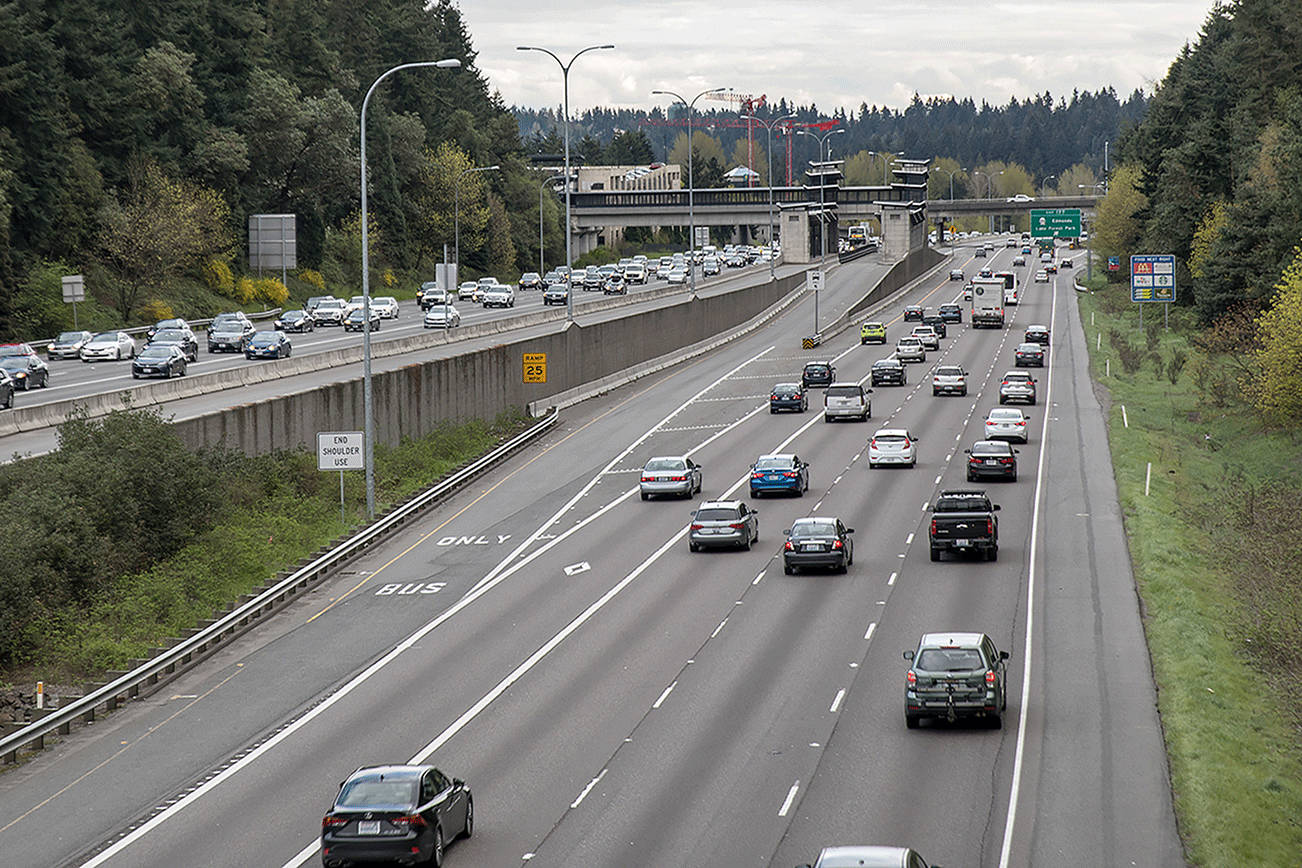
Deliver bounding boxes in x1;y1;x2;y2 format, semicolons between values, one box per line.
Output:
0;241;1183;867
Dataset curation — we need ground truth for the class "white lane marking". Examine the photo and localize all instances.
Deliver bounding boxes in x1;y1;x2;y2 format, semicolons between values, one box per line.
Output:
934;474;943;484
888;571;897;586
571;769;607;809
752;570;766;586
829;689;846;713
652;681;677;709
563;562;591;576
711;618;728;639
813;500;823;509
833;475;842;484
778;781;800;817
853;452;861;461
905;533;914;545
998;270;1060;868
864;622;877;641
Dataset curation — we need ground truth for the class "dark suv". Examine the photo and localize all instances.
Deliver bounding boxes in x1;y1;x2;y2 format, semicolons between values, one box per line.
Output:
801;361;835;389
904;631;1009;729
938;303;963;323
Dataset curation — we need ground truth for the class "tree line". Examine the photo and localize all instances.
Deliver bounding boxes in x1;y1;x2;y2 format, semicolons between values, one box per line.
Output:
0;0;562;338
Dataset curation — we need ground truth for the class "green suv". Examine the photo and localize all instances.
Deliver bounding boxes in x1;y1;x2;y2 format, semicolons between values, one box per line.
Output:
860;321;887;344
904;631;1009;729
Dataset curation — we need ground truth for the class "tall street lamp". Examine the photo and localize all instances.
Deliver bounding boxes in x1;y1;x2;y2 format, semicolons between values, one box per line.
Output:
1041;174;1057;198
359;58;460;519
973;169;1004;233
869;150;904;185
797;127;844;270
1080;183;1106;281
742;112;795;279
539;173;564;277
652;86;729;294
931;165;965;200
454;163;499;283
518;44;615;322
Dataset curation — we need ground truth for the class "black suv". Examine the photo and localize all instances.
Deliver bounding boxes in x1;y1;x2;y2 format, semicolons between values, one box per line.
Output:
921;313;948;338
870;358;907;386
904;632;1009;729
938;303;963;323
902;305;924;322
801;361;835;389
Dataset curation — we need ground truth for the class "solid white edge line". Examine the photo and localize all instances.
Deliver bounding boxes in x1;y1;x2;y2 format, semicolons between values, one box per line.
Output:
997;269;1060;868
778;781;800;817
829;689;846;713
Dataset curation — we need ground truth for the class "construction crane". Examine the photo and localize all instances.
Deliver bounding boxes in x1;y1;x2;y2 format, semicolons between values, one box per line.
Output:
775;119;842;186
639;114;840;187
702;92;766;186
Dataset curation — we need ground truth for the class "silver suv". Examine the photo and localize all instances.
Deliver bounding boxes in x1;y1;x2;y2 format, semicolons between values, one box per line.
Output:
998;370;1037;405
895;337;926;363
823;382;872;422
688;501;759;551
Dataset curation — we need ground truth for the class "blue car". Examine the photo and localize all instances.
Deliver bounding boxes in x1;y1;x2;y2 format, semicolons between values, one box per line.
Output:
245;331;292;360
749;453;809;497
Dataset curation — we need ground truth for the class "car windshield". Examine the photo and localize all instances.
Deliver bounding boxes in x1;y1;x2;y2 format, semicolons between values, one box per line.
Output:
1004;373;1031;382
972;442;1010;456
335;777;417;810
754;456;794;471
212;316;241;327
251;334;277;345
1018;344;1040;352
56;332;86;342
791;520;837;537
773;383;799;394
937;367;963;376
873;360;898;369
152;330;186;342
695;507;740;521
805;365;829;375
318;300;341;308
137;346;172;359
91;332;118;342
826;385;861;398
917;647;985;672
644;458;685;471
0;358;27;371
875;434;907;443
864;322;883;329
989;410;1022;421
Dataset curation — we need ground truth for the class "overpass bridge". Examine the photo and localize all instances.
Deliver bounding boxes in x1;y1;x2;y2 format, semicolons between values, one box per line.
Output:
568;189;1098;229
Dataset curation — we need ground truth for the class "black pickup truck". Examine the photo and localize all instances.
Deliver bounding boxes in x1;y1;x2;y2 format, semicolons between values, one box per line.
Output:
929;489;1000;561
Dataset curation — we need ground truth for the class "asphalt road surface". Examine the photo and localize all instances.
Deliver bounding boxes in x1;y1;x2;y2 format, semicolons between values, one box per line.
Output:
0;241;1183;868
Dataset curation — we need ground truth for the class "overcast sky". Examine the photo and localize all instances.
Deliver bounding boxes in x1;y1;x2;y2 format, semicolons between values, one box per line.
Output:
460;0;1221;114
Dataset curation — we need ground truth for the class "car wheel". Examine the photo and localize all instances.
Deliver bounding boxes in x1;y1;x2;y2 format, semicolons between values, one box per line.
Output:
999;396;1007;404
910;458;916;468
640;492;649;501
824;414;832;423
742;535;751;551
430;825;444;868
461;797;473;839
906;714;920;730
1011;472;1018;482
784;563;795;575
987;547;999;562
967;472;976;482
689;542;699;553
930;547;941;562
961;388;967;396
770;407;777;414
132;372;140;380
989;708;1004;729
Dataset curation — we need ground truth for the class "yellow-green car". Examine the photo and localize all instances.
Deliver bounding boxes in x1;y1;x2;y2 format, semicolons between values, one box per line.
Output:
860;321;887;344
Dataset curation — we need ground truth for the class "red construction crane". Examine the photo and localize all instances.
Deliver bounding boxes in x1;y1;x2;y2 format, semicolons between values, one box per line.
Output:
774;119;841;186
703;92;766;185
639;114;840;187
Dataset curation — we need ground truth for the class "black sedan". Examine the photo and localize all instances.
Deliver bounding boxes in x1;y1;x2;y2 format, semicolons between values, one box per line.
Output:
770;382;808;413
245;331;292;359
147;328;199;362
275;310;316;333
145;317;190;342
1024;324;1051;345
0;354;49;389
870;358;907;386
343;307;381;332
938;303;963;323
321;765;471;868
783;516;854;574
1014;342;1046;367
903;305;924;322
966;439;1019;481
801;361;835;389
131;344;188;379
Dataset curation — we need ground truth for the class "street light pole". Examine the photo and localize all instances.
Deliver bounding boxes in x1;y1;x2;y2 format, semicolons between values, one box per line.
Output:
454;164;499;284
797;127;844;271
742;112;795;280
931;166;965;245
539;174;564;277
1079;183;1106;281
1041;174;1057;198
518;44;615;322
359;58;460;520
653;86;728;295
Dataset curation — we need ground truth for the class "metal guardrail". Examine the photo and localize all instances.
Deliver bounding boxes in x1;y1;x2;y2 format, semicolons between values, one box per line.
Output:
0;407;560;764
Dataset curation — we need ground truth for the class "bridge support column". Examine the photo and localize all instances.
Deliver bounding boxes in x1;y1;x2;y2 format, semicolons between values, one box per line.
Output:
779;207;812;264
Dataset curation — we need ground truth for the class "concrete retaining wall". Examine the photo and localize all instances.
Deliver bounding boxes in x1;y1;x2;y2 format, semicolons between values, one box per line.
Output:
172;272;806;455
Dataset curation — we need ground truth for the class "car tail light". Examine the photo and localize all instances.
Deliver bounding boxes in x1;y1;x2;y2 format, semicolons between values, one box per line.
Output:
1000;457;1014;464
969;456;980;465
690;523;704;531
752;472;763;479
906;670;917;685
729;522;746;530
1001;380;1009;386
322;816;348;830
784;541;794;551
930;519;938;535
783;471;797;477
987;519;994;536
1016;420;1025;426
832;539;843;549
771;394;779;401
986;669;997;685
869;439;878;449
669;475;686;482
641;476;653;483
391;815;428;828
793;392;801;399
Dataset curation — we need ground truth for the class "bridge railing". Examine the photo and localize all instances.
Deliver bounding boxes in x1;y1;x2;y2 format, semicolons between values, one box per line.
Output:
570;188;809;209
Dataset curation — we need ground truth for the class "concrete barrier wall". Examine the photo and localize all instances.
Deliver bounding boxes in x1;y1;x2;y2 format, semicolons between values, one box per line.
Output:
172;272;806;455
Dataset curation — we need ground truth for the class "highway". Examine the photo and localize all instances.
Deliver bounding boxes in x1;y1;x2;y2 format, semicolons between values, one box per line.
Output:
0;241;1183;868
14;259;782;410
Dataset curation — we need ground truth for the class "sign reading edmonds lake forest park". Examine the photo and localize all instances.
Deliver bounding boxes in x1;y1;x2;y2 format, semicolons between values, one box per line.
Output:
1030;208;1082;238
1130;254;1177;302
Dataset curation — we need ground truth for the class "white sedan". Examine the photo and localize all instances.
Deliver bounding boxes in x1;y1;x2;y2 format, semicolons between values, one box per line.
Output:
1034;269;1050;283
372;297;400;319
423;304;461;328
867;428;918;468
80;331;137;361
985;408;1031;443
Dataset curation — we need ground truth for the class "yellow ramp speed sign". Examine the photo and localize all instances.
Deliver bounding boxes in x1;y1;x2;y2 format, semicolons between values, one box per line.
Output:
523;353;547;383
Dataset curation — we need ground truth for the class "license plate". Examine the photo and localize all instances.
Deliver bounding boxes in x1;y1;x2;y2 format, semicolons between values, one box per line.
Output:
802;544;821;552
768;475;781;481
986;460;999;465
954;539;970;547
358;820;381;835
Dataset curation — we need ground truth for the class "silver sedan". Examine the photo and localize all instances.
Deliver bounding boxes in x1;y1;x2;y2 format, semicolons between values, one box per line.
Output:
639;456;703;500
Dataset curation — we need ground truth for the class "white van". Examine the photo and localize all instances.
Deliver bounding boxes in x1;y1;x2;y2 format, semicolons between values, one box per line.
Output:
824;382;872;422
1004;284;1020;305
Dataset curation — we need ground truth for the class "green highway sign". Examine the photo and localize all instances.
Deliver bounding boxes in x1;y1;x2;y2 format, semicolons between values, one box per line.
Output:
1030;208;1082;238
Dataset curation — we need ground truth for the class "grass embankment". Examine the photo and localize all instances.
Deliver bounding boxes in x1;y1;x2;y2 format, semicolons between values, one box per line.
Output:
1076;277;1302;866
3;410;528;684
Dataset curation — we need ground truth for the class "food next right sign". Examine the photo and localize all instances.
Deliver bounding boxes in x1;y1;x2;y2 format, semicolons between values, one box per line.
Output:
1030;208;1081;238
1130;254;1176;302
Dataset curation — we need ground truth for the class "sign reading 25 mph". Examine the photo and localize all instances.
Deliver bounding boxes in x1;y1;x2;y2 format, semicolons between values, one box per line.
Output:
522;353;547;383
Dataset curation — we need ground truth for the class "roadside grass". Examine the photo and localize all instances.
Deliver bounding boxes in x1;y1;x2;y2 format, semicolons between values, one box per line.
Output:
10;410;528;683
1076;282;1302;866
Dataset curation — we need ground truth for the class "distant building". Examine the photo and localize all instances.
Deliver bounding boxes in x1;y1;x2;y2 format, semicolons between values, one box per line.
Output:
724;166;761;187
577;164;682;192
